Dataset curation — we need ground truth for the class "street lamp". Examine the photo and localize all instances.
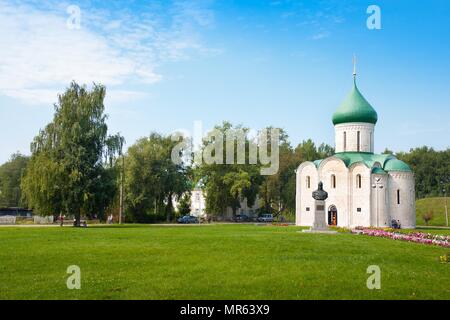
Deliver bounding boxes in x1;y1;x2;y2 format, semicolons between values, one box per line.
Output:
444;188;448;227
440;179;449;228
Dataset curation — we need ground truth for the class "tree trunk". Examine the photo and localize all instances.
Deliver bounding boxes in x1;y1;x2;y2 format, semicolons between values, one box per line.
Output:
74;209;81;227
166;193;173;222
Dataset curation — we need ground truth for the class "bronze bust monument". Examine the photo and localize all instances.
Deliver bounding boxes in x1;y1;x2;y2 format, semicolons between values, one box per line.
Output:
312;182;328;201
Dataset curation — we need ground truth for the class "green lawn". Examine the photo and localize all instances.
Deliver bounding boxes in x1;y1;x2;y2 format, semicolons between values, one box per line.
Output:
0;224;448;300
416;197;449;226
408;227;450;235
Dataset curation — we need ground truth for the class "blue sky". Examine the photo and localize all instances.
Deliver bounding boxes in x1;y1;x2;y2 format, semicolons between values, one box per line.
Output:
0;0;449;164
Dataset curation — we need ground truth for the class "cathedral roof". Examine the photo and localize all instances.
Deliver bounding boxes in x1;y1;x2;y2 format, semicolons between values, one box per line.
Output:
383;158;412;172
314;152;412;172
332;78;378;125
333;152;391;168
313;159;323;167
371;167;388;175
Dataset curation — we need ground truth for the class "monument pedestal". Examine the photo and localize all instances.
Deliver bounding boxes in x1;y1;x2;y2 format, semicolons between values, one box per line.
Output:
301;200;337;234
300;181;337;234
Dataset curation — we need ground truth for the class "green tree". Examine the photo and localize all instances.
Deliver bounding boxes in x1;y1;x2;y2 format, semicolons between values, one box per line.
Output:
317;143;335;159
196;122;263;217
177;193;192;216
21;82;123;225
396;147;450;198
295;139;319;161
259;135;334;216
0;153;29;207
258;129;295;215
294;139;334;163
124;133;191;222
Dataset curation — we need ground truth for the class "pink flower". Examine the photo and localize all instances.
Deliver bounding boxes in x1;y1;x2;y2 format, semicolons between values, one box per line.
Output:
353;228;449;248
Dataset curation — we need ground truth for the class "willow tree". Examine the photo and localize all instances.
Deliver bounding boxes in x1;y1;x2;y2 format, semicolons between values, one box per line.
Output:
22;82;123;226
196;122;264;217
0;153;29;207
124;133;191;223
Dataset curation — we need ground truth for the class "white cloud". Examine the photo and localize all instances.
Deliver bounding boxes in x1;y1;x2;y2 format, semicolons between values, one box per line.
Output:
311;30;331;40
0;0;216;105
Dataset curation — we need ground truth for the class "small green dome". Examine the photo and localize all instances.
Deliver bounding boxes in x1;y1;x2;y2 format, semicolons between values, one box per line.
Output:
313;159;323;168
332;80;378;125
372;167;388;175
384;159;412;172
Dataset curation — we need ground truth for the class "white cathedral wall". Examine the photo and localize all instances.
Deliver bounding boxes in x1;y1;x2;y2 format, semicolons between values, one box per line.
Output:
319;158;349;227
296;163;318;226
296;160;416;229
349;164;372;227
335;123;374;153
388;172;416;228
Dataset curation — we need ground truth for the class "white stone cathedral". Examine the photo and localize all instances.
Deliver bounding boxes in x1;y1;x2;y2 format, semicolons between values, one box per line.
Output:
295;71;416;229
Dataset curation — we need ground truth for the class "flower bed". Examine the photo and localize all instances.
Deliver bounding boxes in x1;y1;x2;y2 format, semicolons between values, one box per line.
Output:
271;223;290;227
352;228;450;248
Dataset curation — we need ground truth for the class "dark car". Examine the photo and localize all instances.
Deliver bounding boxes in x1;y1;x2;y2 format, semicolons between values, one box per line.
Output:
177;215;199;224
232;214;249;222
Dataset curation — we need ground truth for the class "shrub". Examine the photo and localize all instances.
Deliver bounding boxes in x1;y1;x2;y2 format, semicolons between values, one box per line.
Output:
177;193;192;216
330;226;351;233
422;210;434;225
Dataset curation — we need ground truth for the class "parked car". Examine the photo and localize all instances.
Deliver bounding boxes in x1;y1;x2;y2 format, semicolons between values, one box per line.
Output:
232;214;249;222
257;214;273;223
177;215;199;224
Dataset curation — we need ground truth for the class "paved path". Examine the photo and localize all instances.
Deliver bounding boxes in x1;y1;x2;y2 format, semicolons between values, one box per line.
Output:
0;224;60;227
0;222;292;228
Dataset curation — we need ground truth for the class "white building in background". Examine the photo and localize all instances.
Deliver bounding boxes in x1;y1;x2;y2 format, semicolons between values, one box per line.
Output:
190;187;206;217
189;185;259;219
296;70;416;228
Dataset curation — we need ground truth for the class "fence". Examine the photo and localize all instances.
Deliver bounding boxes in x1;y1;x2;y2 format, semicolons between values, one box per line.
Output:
0;215;16;225
34;216;54;224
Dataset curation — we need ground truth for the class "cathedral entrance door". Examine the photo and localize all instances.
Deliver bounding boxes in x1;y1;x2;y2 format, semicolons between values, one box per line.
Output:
328;205;337;226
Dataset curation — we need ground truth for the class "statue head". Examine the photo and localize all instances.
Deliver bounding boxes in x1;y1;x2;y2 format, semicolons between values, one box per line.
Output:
312;181;328;201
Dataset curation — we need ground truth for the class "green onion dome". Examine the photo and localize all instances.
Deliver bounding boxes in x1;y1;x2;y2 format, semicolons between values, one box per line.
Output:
332;79;378;125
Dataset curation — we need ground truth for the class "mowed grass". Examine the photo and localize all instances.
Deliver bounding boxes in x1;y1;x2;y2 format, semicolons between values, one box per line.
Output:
0;224;448;300
416;197;449;226
409;227;450;235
